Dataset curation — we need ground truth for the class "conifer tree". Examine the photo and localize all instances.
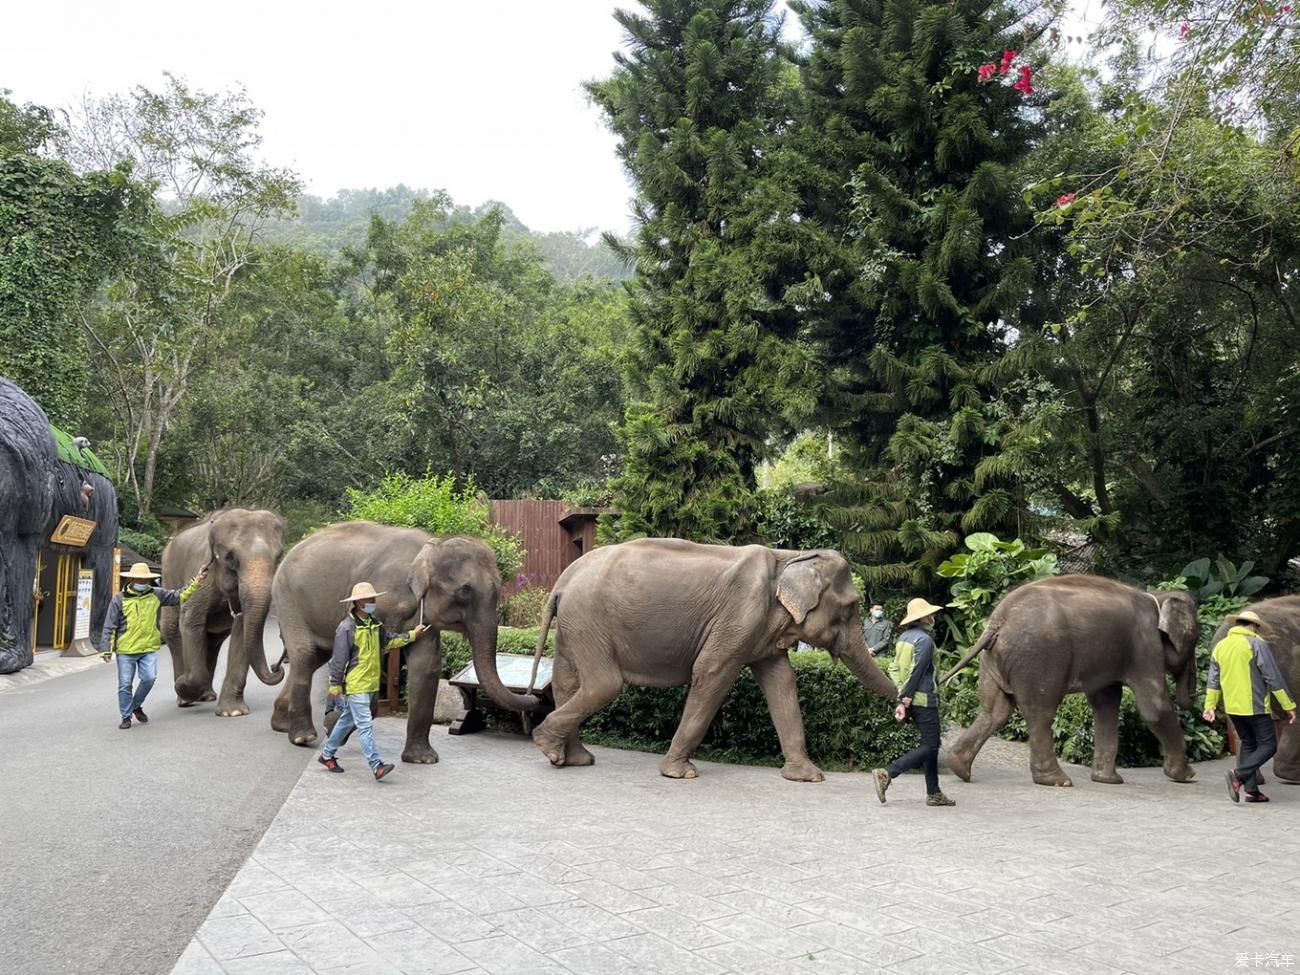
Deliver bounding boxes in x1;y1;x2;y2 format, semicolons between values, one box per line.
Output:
589;0;812;542
791;0;1051;585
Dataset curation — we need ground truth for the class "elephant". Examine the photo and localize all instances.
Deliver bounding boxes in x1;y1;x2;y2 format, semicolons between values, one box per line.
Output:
1209;596;1300;784
526;538;899;782
270;520;537;763
943;574;1200;787
161;508;287;715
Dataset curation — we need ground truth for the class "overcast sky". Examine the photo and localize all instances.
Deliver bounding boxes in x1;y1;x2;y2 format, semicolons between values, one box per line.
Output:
4;1;1103;239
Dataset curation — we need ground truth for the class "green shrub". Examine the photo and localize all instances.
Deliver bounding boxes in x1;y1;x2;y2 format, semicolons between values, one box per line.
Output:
439;627;553;680
342;471;525;581
118;528;163;561
501;585;549;628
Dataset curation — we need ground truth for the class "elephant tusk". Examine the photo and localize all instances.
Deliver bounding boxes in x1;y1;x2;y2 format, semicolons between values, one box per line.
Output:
228;598;242;619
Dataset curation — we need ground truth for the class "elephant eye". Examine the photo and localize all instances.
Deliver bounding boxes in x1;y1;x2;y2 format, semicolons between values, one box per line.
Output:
454;584;473;604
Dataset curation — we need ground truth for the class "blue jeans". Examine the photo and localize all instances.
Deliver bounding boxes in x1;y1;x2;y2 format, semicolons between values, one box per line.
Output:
322;694;382;769
117;651;158;718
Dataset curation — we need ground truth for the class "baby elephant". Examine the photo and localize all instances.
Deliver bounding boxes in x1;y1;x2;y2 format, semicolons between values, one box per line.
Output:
943;574;1200;787
527;538;898;781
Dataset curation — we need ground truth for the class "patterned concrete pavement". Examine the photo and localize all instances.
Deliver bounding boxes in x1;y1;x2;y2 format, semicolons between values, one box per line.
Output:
172;721;1299;975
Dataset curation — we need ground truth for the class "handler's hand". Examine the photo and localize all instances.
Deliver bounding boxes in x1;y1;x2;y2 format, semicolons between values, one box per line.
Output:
894;703;907;722
1288;710;1297;725
198;565;209;581
100;652;111;663
412;623;429;638
1202;708;1216;722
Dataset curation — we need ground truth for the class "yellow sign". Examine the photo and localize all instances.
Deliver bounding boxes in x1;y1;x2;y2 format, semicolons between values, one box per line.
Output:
50;515;97;547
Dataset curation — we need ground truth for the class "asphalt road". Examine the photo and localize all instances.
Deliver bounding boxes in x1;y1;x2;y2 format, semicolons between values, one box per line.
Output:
0;622;313;975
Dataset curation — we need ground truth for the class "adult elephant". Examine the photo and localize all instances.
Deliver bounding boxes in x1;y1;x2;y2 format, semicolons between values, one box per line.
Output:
526;538;899;782
271;521;536;763
161;508;287;715
943;575;1200;787
1209;597;1300;783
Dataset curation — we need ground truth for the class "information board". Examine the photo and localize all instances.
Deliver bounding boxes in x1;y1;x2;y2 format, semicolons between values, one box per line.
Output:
450;654;553;692
73;569;94;641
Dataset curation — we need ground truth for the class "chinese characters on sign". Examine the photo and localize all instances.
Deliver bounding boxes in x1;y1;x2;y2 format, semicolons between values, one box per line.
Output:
1236;953;1296;969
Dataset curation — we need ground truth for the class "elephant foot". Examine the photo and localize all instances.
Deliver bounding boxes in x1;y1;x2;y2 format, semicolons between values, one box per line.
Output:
216;700;250;717
199;690;217;703
289;726;319;747
1164;763;1196;783
1091;769;1124;785
946;751;973;782
532;725;568;767
402;743;440;765
270;708;291;733
564;741;596;766
176;696;201;708
780;760;824;783
1032;769;1073;787
1273;767;1300;785
659;757;698;779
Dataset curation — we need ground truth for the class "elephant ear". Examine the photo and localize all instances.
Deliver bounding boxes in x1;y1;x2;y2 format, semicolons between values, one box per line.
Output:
408;541;441;597
776;555;824;624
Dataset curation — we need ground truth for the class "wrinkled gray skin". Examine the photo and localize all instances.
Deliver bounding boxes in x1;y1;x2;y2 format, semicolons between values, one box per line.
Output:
1210;596;1300;784
528;538;898;782
161;508;286;715
944;575;1200;787
271;521;537;763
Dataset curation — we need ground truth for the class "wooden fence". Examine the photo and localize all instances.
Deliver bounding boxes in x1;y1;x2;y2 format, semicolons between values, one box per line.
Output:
489;500;605;592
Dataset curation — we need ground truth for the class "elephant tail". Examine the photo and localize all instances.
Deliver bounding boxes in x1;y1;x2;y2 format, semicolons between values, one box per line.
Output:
940;624;998;686
526;590;558;695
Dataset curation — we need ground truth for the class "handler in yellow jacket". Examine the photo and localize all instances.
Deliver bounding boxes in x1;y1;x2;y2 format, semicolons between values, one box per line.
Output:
318;582;426;781
1203;610;1297;803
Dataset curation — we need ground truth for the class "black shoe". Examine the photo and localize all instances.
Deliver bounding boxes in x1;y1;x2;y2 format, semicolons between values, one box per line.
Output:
118;717;132;730
132;708;149;724
373;763;395;781
317;754;344;773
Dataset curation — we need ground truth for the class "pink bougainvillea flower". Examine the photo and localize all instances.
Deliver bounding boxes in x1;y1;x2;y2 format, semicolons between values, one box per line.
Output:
1013;64;1034;96
999;50;1018;75
1057;192;1077;207
1180;22;1190;36
1283;4;1293;11
977;63;997;82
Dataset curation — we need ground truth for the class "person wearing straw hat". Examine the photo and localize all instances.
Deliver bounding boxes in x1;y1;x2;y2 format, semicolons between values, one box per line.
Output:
873;596;956;806
318;582;427;780
1204;609;1296;804
100;561;207;730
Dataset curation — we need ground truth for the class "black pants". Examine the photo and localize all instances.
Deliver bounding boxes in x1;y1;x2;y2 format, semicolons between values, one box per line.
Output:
888;705;940;794
1230;713;1276;794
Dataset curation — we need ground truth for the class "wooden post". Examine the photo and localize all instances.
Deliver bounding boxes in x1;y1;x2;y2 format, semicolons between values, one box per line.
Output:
378;647;401;716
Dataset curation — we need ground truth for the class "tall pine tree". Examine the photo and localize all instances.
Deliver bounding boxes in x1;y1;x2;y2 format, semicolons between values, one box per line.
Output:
590;0;813;543
791;0;1051;586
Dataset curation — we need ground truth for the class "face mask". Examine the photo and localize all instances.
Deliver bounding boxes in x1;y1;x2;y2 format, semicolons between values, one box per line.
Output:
130;583;151;594
362;602;377;615
871;609;883;619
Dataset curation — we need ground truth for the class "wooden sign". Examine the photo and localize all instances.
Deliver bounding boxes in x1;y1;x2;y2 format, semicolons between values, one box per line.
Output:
50;515;97;547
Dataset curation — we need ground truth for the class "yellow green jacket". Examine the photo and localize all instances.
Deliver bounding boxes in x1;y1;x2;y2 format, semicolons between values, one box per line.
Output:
1204;625;1296;716
889;626;937;708
328;613;417;695
100;577;202;655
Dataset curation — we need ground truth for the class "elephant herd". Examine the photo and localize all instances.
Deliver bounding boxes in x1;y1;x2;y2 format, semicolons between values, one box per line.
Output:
159;507;1300;787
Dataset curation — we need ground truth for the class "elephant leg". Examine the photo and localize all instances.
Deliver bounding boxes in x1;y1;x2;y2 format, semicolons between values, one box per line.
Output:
947;667;1013;782
659;653;745;780
271;679;292;733
751;655;822;782
1275;723;1300;783
1087;684;1124;784
533;648;622;768
216;619;250;717
284;640;326;747
402;637;442;765
1129;676;1195;782
200;636;221;702
1023;701;1072;787
175;618;214;707
162;609;185;700
551;652;595;767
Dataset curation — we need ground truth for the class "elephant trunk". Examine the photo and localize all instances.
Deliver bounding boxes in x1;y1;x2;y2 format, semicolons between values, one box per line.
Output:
466;617;538;711
1173;659;1196;710
837;626;899;701
240;563;283;686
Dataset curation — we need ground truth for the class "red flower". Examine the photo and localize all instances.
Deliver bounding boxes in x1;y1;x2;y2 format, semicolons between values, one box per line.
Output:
977;63;997;82
1056;192;1077;207
999;50;1018;75
1179;22;1190;36
1283;4;1293;11
1012;64;1034;96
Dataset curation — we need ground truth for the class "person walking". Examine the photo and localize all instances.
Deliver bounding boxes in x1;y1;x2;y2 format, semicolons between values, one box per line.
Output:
318;582;426;780
1203;609;1297;803
100;561;206;729
873;597;956;807
864;603;892;658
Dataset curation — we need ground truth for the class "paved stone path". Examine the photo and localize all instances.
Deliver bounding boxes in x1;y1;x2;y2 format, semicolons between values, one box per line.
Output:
172;721;1298;975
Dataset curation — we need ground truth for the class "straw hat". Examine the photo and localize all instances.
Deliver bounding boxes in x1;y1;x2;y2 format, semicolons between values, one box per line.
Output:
900;597;945;626
340;581;387;604
1235;610;1264;627
121;562;160;581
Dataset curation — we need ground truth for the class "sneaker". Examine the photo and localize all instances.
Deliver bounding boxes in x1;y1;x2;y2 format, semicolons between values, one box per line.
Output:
926;792;957;807
132;708;149;724
118;717;131;730
872;768;891;804
373;763;395;781
1245;791;1270;803
1225;770;1241;803
317;754;344;773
